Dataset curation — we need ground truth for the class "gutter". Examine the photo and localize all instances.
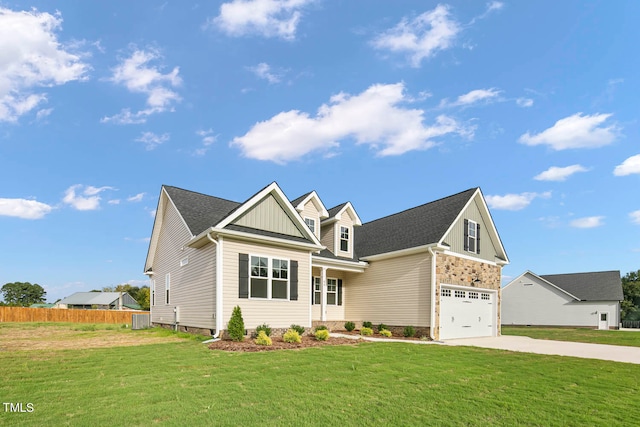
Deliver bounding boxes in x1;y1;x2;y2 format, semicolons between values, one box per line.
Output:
207;232;223;341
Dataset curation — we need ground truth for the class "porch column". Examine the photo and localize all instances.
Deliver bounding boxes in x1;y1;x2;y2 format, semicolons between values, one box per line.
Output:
320;267;327;322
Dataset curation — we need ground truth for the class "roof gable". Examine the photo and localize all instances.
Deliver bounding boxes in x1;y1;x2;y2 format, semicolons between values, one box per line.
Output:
292;191;329;219
355;188;478;258
504;271;581;301
323;202;362;226
232;193;306;238
58;292;137;306
541;271;623;301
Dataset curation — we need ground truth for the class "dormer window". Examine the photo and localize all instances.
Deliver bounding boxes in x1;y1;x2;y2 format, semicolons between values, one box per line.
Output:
340;226;349;252
304;217;316;234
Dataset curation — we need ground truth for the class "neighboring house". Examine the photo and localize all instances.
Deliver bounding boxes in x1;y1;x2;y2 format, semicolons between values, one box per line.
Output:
56;292;140;310
502;270;623;329
144;182;509;340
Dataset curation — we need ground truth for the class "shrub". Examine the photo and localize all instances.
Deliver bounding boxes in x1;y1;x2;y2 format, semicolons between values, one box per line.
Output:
227;305;245;342
403;325;415;338
290;324;305;335
255;323;271;337
344;321;356;332
380;329;392;337
315;325;328;332
283;329;301;344
360;327;373;336
315;329;329;341
377;323;388;332
362;321;373;329
254;330;272;346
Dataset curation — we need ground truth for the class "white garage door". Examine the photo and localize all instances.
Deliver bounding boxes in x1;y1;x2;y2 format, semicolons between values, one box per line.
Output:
439;286;496;340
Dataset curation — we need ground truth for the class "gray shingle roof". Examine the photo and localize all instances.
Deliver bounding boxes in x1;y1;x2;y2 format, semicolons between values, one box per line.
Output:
291;192;312;208
327;202;349;219
541;271;623;301
164;186;240;236
58;292;135;306
355;188;477;258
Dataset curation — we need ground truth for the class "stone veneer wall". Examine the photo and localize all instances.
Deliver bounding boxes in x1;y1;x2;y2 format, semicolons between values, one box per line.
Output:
434;253;502;340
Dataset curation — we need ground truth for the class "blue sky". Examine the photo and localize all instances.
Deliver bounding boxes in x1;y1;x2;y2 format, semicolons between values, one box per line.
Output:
1;1;639;303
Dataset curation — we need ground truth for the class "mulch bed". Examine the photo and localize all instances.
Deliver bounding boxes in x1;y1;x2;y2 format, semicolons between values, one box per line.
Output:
208;335;364;352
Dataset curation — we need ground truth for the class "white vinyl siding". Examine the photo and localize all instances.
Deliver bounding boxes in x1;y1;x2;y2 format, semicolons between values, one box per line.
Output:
149;198;216;329
345;252;431;327
502;273;621;327
223;238;311;329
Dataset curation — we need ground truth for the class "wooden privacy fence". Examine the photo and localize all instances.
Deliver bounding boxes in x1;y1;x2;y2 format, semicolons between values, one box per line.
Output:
0;306;149;324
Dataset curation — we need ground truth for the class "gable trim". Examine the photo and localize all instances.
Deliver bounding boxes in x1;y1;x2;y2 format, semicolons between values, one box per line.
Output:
504;270;581;301
440;188;509;265
322;202;363;226
216;182;321;246
189;227;324;252
294;191;329;219
144;186;194;273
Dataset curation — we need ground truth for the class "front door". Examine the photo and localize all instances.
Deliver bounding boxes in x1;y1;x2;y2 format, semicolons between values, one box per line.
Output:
598;312;609;330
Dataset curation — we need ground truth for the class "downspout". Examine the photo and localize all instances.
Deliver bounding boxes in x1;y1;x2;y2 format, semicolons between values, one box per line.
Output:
427;247;437;341
206;232;224;340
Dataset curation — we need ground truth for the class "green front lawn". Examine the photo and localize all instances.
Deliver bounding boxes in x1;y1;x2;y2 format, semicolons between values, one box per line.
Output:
502;326;640;347
1;325;639;426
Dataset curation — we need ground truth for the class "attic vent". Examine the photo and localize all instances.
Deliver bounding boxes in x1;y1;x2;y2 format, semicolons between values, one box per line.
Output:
180;257;189;267
523;283;533;286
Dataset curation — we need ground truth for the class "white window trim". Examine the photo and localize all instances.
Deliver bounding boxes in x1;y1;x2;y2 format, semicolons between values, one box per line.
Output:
165;273;170;305
249;254;290;301
338;225;350;254
326;277;338;305
467;219;477;254
313;276;321;305
304;217;316;234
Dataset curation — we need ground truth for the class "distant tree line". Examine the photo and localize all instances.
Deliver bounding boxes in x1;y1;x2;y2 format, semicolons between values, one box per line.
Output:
622;270;640;321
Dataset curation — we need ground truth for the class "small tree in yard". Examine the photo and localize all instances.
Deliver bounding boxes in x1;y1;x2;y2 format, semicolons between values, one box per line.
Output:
228;305;245;341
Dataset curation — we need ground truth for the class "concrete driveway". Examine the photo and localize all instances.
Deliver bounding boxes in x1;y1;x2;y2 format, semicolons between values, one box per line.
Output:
442;335;640;364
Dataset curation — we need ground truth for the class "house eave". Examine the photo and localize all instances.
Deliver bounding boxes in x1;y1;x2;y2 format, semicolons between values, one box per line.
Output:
189;227;325;252
360;243;448;262
312;256;368;273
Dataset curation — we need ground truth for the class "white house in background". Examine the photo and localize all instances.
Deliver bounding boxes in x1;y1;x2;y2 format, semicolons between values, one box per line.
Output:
55;292;140;310
502;270;623;329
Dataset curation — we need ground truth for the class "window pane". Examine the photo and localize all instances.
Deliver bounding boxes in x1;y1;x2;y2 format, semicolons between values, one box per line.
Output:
314;291;321;305
327;293;336;305
340;239;348;251
280;260;288;270
272;280;288;299
273;259;280;269
251;278;268;298
468;238;475;253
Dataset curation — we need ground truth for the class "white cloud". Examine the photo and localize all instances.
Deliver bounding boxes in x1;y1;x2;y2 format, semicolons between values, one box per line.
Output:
108;199;121;205
0;198;53;219
102;49;181;124
135;131;169;150
247;62;283;83
516;97;533;107
441;88;501;108
127;193;145;202
630;210;640;225
519;113;618;150
371;5;461;67
0;7;88;122
231;82;472;163
570;216;604;228
613;154;640;176
485;191;551;211
534;165;588;182
63;184;114;211
197;129;217;146
211;0;313;40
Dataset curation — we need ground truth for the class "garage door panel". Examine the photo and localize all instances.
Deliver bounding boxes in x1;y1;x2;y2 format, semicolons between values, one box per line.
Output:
440;286;495;340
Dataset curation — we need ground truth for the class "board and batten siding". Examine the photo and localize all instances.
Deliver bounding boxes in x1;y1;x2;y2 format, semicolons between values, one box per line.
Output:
150;198;216;329
234;194;304;238
444;198;499;263
502;274;620;327
222;238;311;329
345;251;431;326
